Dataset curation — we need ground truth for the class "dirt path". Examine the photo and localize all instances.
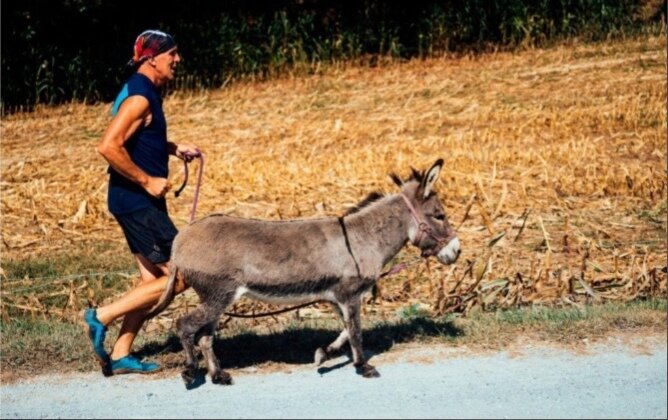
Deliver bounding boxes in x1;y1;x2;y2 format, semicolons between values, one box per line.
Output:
1;334;666;419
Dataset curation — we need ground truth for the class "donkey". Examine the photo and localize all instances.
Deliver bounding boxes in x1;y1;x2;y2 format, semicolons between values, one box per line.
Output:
147;159;461;386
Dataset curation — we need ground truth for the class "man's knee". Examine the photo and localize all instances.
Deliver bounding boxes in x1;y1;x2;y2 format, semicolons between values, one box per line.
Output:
136;254;169;282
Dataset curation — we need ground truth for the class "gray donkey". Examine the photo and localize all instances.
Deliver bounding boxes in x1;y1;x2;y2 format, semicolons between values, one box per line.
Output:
148;159;461;386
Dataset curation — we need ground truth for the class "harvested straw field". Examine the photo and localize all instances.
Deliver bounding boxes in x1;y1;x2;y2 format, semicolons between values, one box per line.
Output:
1;35;666;328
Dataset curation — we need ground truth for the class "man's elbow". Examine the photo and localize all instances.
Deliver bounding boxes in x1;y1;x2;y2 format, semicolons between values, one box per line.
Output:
97;142;111;159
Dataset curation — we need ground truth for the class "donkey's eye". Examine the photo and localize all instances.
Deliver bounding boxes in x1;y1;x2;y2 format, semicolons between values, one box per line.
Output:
432;214;445;221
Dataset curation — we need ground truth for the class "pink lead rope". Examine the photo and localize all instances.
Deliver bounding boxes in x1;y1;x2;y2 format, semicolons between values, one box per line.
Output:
174;150;204;224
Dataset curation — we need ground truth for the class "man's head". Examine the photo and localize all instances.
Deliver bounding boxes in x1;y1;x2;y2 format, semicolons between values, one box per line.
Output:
129;30;181;86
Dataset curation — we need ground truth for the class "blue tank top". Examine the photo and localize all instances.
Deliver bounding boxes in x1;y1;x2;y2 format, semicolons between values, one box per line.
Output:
107;73;169;215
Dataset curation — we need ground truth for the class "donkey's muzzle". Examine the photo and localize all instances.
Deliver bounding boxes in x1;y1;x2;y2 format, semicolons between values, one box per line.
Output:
437;236;461;265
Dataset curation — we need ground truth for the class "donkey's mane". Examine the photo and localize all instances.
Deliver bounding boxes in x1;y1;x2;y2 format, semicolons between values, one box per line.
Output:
390;167;425;187
345;167;427;217
343;191;385;216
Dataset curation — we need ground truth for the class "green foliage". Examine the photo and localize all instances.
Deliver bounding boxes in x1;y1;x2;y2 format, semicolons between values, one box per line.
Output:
0;317;94;371
1;0;663;112
1;244;137;318
483;298;668;326
396;303;431;320
2;243;135;280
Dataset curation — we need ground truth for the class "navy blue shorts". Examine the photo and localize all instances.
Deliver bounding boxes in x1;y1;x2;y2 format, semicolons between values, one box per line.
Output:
113;206;178;264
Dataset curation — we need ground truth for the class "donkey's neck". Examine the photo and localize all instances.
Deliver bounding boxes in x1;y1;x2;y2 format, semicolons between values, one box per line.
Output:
341;194;411;276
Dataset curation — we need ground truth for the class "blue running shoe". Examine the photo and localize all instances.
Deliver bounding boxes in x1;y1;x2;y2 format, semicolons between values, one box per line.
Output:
83;308;111;376
111;355;161;375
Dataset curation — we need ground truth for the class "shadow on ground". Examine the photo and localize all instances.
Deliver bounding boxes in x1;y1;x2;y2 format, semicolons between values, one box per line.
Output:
136;317;463;373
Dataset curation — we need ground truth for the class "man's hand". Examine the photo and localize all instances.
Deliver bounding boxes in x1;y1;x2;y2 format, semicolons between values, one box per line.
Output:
174;143;201;162
144;176;172;198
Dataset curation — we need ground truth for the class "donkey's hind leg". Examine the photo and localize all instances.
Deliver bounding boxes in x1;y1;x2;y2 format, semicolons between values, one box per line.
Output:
176;309;204;386
197;322;232;385
177;297;231;386
315;303;349;365
315;329;349;365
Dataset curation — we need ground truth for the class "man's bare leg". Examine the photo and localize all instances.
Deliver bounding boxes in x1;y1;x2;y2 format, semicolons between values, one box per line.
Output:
84;253;188;372
104;254;167;360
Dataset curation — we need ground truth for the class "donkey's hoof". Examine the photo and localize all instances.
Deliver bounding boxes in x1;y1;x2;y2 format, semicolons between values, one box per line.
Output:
211;370;233;385
181;368;197;386
356;363;381;378
314;347;328;366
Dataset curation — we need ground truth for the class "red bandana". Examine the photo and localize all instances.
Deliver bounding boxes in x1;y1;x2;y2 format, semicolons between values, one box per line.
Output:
129;30;176;66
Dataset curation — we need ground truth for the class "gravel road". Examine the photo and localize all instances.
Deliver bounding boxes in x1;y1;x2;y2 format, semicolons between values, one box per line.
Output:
1;338;666;419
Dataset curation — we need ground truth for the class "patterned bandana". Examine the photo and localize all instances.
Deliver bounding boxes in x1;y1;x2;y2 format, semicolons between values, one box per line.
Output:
128;30;176;67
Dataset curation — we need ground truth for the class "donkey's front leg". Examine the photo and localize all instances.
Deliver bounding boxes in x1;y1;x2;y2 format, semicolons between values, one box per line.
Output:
340;298;380;378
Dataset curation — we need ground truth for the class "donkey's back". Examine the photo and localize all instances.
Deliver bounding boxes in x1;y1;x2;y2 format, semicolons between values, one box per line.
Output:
172;214;358;286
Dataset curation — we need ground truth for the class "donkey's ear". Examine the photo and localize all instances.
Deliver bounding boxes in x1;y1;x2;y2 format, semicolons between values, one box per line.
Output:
389;173;403;187
420;158;443;199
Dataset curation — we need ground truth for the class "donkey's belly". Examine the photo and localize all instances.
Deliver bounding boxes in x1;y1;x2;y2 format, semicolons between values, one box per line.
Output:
235;286;336;305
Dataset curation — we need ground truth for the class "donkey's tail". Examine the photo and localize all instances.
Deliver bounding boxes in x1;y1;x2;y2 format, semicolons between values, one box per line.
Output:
145;266;179;319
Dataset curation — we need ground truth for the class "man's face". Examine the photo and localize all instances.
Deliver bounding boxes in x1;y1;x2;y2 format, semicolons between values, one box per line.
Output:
152;47;181;81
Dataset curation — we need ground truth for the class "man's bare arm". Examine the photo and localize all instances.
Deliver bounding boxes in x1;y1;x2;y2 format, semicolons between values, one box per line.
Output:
97;96;171;198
